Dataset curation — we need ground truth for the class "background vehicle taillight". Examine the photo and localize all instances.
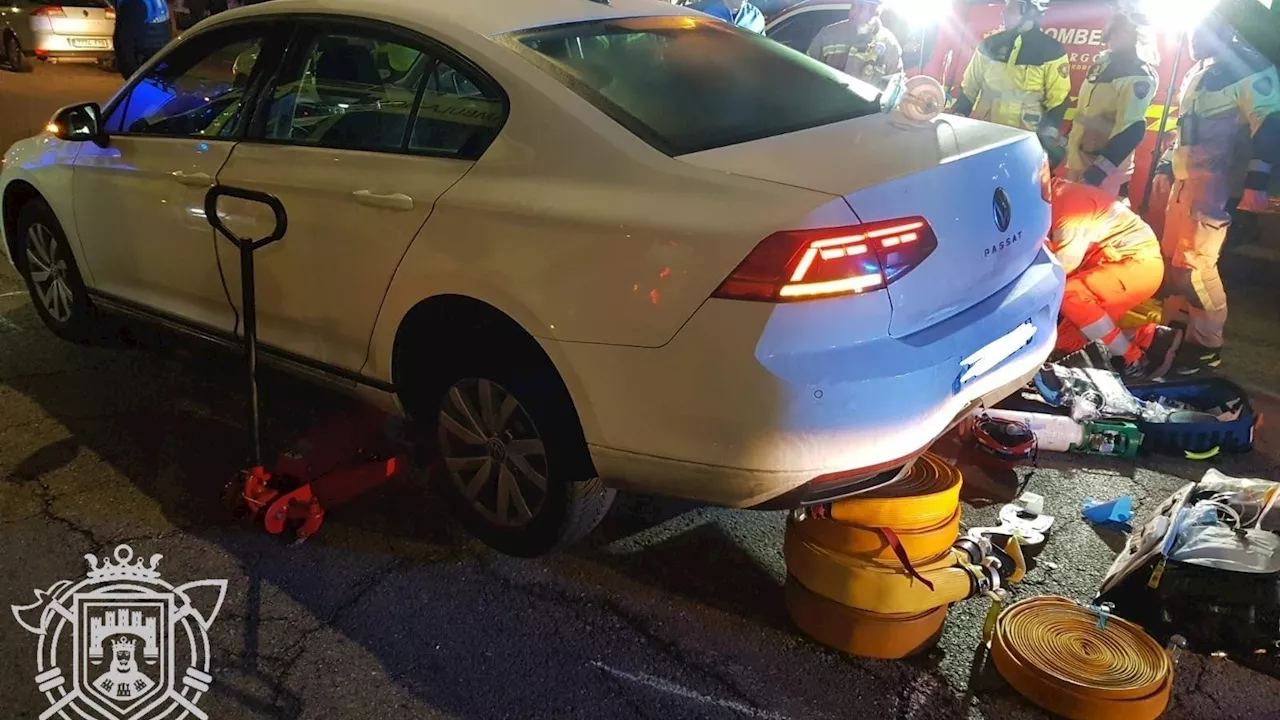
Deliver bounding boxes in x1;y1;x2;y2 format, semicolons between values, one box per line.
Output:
32;5;66;16
712;217;938;302
1040;155;1052;203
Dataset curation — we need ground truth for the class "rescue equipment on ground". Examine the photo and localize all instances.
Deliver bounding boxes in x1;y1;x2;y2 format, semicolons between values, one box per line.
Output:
967;493;1055;552
1119;298;1164;330
207;185;408;543
1082;495;1135;526
1125;377;1259;458
785;454;1025;658
971;413;1037;469
990;595;1173;720
1097;470;1280;659
979;408;1142;458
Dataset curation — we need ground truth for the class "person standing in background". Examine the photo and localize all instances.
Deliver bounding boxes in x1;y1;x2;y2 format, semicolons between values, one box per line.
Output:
113;0;171;79
691;0;765;34
1065;2;1159;200
1152;14;1279;376
806;0;903;89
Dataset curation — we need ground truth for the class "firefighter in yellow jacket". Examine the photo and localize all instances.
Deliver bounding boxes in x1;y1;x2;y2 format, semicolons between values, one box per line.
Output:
1153;15;1280;376
806;0;904;89
952;0;1072;165
1065;3;1159;199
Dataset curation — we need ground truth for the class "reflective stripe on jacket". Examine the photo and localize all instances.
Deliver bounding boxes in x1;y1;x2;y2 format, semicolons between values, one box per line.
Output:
960;29;1071;133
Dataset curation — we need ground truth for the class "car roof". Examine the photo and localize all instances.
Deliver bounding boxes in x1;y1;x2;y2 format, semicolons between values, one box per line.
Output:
219;0;701;37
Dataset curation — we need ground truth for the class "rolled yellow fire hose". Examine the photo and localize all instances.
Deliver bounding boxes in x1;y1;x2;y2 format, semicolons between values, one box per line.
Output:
790;507;961;564
990;596;1173;720
784;531;986;615
784;577;947;659
827;452;962;531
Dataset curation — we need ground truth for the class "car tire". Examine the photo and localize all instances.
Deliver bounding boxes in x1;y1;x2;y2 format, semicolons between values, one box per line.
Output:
416;333;614;558
4;34;32;73
15;200;96;341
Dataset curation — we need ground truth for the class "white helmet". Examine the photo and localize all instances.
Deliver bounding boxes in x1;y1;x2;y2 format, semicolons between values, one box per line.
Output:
1011;0;1051;13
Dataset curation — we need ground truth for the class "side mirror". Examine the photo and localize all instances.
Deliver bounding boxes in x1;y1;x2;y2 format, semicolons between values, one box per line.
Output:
47;103;107;147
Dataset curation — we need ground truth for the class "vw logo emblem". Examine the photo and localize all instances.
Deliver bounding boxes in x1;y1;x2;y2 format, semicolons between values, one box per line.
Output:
993;187;1012;233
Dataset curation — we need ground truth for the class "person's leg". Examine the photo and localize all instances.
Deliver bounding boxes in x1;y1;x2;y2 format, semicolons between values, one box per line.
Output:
1166;178;1230;374
1059;264;1142;364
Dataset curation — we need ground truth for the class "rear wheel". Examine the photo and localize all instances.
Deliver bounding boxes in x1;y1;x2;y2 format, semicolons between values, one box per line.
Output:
4;34;31;73
15;201;95;341
406;320;614;557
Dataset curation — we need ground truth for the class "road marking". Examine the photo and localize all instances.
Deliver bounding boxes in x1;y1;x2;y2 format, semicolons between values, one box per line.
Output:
589;661;793;720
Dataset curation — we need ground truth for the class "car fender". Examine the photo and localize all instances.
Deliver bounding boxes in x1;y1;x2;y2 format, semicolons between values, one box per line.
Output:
363;258;605;445
1;136;89;282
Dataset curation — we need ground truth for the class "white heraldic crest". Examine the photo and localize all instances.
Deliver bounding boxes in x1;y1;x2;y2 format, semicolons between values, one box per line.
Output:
12;544;227;720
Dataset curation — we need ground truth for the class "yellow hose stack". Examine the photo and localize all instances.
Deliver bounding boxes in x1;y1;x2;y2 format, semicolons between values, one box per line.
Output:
991;596;1173;720
784;453;972;659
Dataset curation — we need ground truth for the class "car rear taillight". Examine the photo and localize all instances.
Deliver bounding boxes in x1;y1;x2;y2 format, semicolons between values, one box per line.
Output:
1040;155;1052;203
105;6;116;19
32;5;66;16
712;217;938;302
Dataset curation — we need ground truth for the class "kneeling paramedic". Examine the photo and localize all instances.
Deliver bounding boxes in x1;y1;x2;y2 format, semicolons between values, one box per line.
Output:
1049;179;1182;380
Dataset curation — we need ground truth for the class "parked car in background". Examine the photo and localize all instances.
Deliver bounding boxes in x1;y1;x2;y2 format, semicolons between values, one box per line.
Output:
2;0;1063;557
1;0;116;72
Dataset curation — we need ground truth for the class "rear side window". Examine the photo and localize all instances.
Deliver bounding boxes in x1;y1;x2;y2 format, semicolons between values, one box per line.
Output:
504;17;882;156
260;27;506;158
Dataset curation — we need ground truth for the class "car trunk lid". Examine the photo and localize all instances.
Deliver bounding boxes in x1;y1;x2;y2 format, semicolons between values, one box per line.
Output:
40;2;114;36
680;114;1052;337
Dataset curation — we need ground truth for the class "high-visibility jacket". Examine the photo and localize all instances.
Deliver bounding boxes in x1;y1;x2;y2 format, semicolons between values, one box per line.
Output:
1158;42;1280;189
955;29;1072;148
1066;49;1159;194
806;18;904;89
1048;180;1161;275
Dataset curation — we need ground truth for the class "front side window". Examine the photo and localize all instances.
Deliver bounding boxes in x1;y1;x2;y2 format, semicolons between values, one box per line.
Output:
104;25;267;137
504;17;882;156
261;28;505;157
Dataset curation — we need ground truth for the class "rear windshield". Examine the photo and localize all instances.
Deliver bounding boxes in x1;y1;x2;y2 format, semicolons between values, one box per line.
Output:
503;17;883;156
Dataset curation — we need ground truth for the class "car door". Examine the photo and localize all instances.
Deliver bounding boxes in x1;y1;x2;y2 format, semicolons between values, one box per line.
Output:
765;6;848;55
71;19;283;330
212;20;505;373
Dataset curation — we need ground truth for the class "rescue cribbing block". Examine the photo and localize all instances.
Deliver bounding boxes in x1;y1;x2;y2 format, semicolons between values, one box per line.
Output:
990;596;1172;720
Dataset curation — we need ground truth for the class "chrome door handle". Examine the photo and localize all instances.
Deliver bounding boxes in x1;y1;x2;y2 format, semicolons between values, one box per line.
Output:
352;190;414;211
171;170;213;187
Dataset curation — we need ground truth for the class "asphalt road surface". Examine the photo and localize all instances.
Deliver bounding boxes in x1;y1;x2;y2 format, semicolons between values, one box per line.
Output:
4;62;1280;720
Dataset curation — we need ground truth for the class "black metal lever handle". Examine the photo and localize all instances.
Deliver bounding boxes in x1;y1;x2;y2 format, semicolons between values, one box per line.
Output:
204;184;289;250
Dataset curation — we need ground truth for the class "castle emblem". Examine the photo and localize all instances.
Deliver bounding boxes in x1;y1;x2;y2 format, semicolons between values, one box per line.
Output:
11;545;227;720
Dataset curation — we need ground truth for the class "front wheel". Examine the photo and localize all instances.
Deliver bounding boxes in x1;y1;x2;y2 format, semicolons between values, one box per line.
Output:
429;367;613;558
4;35;31;73
15;201;95;341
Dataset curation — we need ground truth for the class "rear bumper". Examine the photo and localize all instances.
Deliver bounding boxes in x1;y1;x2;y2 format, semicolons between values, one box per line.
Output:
556;248;1065;508
30;31;113;58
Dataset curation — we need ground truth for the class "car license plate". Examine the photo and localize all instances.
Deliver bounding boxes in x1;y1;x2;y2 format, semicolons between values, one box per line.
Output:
70;38;110;49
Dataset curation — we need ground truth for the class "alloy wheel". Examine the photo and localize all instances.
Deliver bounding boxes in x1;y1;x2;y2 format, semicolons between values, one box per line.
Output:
438;378;549;528
25;222;74;324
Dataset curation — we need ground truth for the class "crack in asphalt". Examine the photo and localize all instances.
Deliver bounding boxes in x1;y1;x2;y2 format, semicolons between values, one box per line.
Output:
29;474;108;555
265;557;414;716
477;559;777;716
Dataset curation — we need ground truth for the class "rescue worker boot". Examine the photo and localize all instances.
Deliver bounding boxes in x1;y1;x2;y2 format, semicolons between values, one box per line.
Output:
1170;342;1223;377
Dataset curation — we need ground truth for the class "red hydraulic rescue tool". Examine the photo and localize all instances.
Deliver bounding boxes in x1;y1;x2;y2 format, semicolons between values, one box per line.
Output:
205;185;412;543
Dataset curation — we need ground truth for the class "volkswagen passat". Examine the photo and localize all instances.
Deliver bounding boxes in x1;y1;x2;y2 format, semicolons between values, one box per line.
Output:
0;0;1064;556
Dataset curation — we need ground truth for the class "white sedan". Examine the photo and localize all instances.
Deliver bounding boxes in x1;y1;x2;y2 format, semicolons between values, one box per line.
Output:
0;0;1063;556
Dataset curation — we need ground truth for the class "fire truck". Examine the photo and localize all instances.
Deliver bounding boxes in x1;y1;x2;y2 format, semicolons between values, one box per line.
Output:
765;0;1280;223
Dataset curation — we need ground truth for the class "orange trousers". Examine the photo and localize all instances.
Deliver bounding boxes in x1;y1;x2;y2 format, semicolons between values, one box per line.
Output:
1056;253;1164;361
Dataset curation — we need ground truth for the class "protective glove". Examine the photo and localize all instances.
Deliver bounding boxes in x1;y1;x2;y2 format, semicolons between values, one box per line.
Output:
1238;188;1270;214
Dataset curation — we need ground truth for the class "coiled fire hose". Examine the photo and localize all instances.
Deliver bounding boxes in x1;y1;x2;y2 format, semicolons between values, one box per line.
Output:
784;577;948;659
784;533;1008;615
990;596;1173;720
795;452;963;563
